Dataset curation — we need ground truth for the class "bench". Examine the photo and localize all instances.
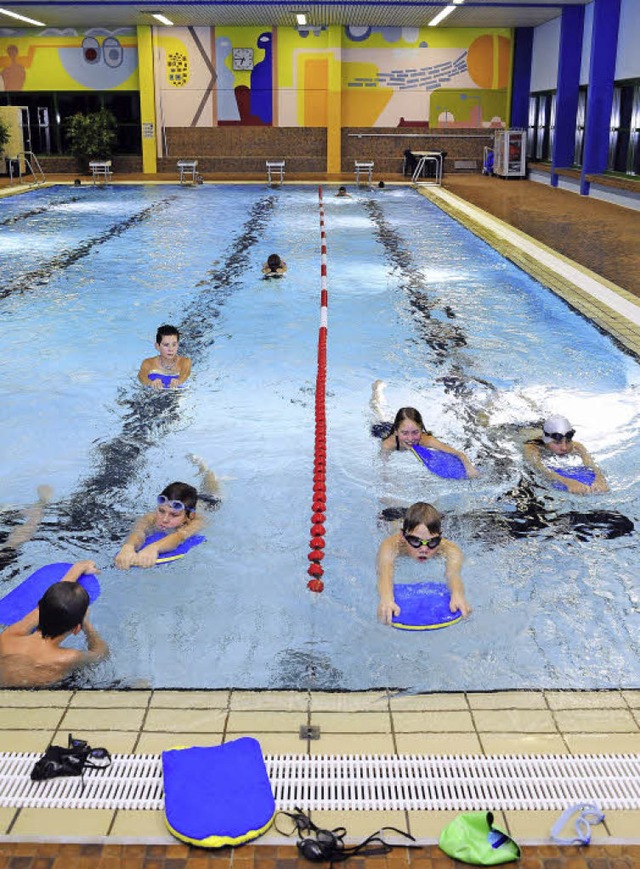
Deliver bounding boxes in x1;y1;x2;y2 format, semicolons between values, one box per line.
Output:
354;161;374;186
89;161;112;185
266;160;285;186
177;160;198;185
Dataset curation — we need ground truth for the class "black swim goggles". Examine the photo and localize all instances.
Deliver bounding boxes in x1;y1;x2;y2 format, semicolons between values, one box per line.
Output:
275;807;418;865
544;429;576;443
403;532;442;550
157;494;191;514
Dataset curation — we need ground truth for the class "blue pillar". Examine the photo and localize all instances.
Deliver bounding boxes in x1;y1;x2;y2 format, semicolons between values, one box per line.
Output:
580;0;622;195
551;5;585;187
511;27;533;129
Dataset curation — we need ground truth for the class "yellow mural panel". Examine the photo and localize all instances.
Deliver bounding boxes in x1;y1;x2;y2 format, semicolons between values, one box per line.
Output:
302;58;328;126
0;33;138;91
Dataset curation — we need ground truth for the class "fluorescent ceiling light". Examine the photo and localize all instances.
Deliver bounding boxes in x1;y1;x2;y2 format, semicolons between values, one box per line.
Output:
151;12;173;25
428;0;464;26
0;7;45;25
295;13;307;25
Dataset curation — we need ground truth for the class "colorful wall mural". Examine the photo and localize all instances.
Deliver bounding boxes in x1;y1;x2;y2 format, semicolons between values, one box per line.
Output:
0;24;510;128
0;28;138;91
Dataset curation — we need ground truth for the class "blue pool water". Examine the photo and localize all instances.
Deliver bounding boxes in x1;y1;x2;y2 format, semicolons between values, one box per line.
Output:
1;183;639;691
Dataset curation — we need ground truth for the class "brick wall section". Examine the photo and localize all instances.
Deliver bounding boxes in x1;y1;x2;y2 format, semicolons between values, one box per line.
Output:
342;127;495;175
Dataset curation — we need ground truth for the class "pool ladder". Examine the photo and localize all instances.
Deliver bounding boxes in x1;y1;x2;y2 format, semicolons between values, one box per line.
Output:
7;151;46;186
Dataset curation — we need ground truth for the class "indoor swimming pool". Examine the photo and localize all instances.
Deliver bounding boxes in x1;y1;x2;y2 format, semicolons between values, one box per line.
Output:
0;183;639;691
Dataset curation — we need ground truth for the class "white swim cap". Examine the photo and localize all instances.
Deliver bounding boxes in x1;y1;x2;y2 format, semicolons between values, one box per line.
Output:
542;414;573;443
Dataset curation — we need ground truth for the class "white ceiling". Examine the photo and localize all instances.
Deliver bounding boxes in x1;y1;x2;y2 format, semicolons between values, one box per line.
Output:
0;0;589;32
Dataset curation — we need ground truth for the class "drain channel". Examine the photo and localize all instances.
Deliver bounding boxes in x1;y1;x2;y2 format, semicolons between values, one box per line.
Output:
0;752;637;811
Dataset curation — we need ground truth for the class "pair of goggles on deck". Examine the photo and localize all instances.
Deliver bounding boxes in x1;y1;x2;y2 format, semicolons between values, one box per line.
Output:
403;532;442;550
157;494;191;514
544;429;576;443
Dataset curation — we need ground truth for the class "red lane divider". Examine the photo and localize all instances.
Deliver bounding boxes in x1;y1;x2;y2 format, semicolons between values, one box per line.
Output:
307;185;328;593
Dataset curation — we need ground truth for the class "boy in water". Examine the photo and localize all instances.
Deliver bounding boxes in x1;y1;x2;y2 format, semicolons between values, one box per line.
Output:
377;502;471;625
0;560;108;687
138;325;192;390
262;253;287;276
335;186;351;198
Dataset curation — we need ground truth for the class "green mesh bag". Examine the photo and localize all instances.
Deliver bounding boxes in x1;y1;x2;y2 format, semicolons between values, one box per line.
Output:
438;812;520;865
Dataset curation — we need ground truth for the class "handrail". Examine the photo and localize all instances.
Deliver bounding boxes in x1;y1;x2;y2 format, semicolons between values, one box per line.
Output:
18;150;46;185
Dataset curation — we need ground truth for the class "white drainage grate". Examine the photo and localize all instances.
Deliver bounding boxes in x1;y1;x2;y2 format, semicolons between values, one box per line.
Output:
0;752;638;812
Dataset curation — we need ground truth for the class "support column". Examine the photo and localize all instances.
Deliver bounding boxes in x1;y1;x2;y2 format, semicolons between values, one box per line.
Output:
137;25;157;175
510;27;533;129
326;25;342;176
551;5;585;186
580;0;621;194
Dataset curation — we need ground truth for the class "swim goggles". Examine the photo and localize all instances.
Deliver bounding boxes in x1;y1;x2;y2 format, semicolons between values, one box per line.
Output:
157;494;190;514
403;532;442;550
544;429;576;442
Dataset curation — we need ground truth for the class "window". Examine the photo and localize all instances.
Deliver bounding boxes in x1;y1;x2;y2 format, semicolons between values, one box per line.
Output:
609;80;640;175
527;91;555;161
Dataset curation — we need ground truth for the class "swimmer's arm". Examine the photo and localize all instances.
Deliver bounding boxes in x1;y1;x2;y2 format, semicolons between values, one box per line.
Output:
523;442;571;486
115;514;156;569
442;540;471;617
380;434;395;451
2;608;40;637
574;442;609;492
174;356;192;387
130;514;206;567
137;357;161;389
79;617;109;664
423;435;479;477
376;534;400;625
61;560;100;583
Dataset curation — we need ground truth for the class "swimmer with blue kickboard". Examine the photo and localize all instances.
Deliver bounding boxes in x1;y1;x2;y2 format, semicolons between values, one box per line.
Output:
524;414;608;495
377;502;471;630
138;324;192;391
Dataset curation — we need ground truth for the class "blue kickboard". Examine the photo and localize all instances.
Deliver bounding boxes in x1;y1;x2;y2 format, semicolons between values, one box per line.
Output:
392;581;462;631
411;445;468;480
141;531;206;564
551;466;597;491
163;737;275;847
147;372;185;389
0;562;101;625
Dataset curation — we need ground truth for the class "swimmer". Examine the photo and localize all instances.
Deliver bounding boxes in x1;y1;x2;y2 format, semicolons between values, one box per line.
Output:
138;325;192;390
0;560;108;688
0;485;54;570
524;414;608;495
377;502;471;625
335;186;351;198
115;471;218;569
377;404;479;478
262;253;287;276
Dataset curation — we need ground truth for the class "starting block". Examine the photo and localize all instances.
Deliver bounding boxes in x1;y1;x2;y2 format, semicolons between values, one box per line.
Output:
354;161;374;186
177;160;198;185
89;161;112;185
266;160;285;187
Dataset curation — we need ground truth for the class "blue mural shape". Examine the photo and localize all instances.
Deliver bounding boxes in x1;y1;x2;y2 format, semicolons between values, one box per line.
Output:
250;31;272;125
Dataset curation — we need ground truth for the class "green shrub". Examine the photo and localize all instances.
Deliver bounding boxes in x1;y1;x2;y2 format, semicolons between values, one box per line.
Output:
65;107;117;167
0;116;10;155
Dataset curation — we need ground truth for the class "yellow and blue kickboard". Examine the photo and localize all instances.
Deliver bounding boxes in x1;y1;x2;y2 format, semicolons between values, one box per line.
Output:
410;445;467;480
140;531;206;564
162;737;275;848
392;581;462;631
551;466;597;491
0;562;101;625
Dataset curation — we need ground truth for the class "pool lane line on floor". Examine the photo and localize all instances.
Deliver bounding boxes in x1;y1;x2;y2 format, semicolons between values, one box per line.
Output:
418;185;640;359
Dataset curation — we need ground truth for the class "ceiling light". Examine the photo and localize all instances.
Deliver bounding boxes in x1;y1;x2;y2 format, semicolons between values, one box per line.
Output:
151;12;174;25
295;13;307;26
0;7;45;25
428;4;458;26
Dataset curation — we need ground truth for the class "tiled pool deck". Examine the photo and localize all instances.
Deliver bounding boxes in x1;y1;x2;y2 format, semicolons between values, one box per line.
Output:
0;175;639;866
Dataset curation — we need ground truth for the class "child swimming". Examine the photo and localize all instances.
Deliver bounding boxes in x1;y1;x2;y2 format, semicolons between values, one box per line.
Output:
262;254;287;276
524;414;608;495
138;325;192;390
377;502;471;625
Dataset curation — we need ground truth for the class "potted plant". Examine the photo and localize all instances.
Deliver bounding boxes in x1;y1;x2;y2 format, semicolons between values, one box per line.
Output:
65;107;117;171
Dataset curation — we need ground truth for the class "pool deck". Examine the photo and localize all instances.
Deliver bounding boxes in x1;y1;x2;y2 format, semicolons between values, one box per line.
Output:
0;173;639;866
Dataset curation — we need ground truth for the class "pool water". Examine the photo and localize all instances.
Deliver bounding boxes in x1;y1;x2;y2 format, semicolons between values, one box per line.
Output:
1;184;639;691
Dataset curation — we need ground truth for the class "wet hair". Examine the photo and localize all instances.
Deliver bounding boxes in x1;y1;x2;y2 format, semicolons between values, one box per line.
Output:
378;180;385;188
160;481;198;514
267;254;282;271
156;324;180;345
38;582;90;639
402;502;442;536
338;186;347;193
392;407;426;434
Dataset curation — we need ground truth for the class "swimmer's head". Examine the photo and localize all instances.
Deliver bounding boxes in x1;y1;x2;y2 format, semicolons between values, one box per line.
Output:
392;407;426;447
38;582;90;639
156;324;180;345
337;186;348;196
155;482;198;530
402;502;441;536
542;414;574;444
267;254;282;271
